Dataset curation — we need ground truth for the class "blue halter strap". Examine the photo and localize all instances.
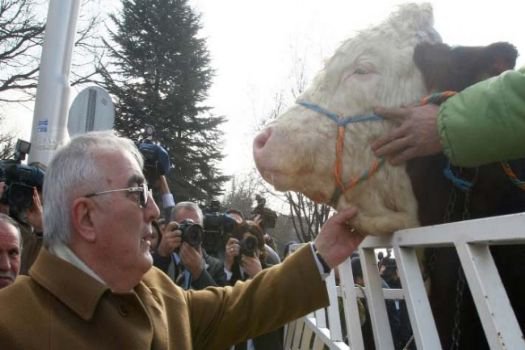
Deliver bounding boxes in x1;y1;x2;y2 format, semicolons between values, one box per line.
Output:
297;101;384;126
297;100;385;206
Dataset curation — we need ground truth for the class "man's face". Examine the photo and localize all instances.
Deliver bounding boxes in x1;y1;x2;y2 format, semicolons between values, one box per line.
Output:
174;207;201;225
0;221;21;289
88;150;160;289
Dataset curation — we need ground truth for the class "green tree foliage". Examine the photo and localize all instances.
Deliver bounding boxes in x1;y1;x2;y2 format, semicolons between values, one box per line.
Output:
100;0;228;201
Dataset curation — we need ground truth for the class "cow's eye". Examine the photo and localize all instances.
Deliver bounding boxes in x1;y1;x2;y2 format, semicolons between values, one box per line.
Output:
354;67;368;75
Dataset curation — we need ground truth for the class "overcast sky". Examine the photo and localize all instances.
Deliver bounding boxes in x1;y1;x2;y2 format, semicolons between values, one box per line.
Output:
3;0;524;180
188;0;525;177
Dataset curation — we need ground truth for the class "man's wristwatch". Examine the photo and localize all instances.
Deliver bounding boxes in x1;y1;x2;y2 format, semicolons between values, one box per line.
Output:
312;243;331;274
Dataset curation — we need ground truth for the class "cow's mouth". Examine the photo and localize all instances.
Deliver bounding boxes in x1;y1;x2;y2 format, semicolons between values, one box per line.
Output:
258;168;295;191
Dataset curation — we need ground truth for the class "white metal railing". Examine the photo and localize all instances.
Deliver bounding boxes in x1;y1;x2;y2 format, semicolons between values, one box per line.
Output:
284;212;525;350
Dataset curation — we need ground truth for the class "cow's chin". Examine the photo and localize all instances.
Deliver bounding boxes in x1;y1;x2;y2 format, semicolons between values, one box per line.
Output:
260;169;333;204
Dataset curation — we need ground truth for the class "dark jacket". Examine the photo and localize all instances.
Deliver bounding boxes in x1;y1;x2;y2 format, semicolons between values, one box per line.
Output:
153;249;227;289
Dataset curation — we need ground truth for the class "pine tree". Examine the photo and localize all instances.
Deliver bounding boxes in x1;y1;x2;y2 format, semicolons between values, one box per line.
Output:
100;0;228;201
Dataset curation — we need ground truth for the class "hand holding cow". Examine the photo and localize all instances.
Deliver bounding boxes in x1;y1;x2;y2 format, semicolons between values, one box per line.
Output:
313;207;365;269
372;104;442;165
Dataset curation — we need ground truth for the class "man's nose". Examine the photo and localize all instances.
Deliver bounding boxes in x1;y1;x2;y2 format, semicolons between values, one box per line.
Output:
144;192;160;220
0;252;11;271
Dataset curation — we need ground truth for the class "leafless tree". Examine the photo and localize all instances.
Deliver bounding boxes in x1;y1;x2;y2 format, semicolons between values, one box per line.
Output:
261;56;332;242
0;0;45;100
285;191;331;242
0;115;15;159
222;168;274;218
0;0;104;103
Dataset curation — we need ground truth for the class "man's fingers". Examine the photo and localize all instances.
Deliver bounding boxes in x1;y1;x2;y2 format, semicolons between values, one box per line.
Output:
331;207;358;225
374;106;410;122
372;124;408;153
373;134;411;159
389;146;418;166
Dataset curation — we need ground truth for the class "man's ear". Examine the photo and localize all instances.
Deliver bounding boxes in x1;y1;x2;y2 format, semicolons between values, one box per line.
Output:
71;197;97;242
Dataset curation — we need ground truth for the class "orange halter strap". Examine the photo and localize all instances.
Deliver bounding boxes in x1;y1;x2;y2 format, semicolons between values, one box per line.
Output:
297;101;385;206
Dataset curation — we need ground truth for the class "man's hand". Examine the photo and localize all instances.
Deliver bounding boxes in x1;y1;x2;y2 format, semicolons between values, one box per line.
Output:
372;104;442;165
314;207;364;269
224;237;240;272
241;255;262;278
180;243;204;278
26;187;43;232
157;221;182;257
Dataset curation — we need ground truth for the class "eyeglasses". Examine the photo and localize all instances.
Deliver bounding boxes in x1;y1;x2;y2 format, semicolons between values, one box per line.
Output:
85;183;150;208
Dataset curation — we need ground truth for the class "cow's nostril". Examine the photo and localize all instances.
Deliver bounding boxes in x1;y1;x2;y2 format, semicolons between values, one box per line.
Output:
254;127;272;151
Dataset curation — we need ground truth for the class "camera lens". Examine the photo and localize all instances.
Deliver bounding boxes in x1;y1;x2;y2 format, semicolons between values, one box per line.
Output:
240;236;258;257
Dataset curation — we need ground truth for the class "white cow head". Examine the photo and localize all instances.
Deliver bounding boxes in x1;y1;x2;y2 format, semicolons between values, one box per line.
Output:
253;3;442;235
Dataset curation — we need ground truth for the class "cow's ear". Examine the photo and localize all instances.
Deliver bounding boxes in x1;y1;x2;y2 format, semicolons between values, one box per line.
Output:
413;42;454;92
415;41;519;92
480;42;518;77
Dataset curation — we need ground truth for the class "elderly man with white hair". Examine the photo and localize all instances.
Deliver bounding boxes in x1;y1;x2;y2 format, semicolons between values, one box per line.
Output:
0;213;21;289
0;131;363;349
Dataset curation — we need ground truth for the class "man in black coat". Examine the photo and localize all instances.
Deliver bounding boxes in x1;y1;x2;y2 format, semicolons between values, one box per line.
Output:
153;201;226;289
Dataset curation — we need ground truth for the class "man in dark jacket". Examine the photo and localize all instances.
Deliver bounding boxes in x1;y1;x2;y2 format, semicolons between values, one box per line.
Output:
154;201;226;289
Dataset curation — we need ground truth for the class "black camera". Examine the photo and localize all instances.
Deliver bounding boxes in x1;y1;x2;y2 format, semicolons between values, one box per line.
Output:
178;219;203;248
239;235;259;257
202;200;238;256
0;156;44;220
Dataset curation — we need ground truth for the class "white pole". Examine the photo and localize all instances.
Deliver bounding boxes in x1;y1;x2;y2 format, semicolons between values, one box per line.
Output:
28;0;81;166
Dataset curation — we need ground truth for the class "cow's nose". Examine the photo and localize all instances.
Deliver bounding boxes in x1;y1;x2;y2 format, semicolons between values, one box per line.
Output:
253;127;272;152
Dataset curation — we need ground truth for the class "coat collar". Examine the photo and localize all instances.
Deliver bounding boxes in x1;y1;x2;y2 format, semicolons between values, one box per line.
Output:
29;249;109;321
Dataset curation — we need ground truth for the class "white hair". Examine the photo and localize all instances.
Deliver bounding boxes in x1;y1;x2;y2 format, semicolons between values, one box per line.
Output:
43;131;143;248
171;201;203;225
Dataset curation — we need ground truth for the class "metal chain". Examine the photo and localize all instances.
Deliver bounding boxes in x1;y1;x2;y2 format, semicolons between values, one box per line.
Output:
424;167;478;350
449;190;472;350
450;267;466;350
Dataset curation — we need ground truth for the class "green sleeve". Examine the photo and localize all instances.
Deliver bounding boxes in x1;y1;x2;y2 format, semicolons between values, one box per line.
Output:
438;67;525;167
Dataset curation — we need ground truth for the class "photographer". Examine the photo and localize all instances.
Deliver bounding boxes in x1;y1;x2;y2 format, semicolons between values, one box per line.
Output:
0;162;44;275
153;201;226;289
224;220;284;350
227;208;281;266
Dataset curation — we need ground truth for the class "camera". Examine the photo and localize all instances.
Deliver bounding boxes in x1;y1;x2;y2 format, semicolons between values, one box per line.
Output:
239;235;258;257
136;126;171;184
202;200;238;256
137;140;170;184
0;140;44;220
178;219;203;248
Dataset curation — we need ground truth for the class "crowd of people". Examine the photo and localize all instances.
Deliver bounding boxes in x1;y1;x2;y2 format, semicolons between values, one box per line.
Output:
0;65;522;348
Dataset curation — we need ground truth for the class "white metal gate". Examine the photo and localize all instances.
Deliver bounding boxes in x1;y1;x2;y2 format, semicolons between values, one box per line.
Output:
284;212;525;350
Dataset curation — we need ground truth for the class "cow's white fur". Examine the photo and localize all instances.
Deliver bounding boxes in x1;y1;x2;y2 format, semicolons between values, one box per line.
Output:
253;3;441;235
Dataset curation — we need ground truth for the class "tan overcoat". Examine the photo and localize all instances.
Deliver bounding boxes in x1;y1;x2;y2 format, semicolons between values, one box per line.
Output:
0;244;328;349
